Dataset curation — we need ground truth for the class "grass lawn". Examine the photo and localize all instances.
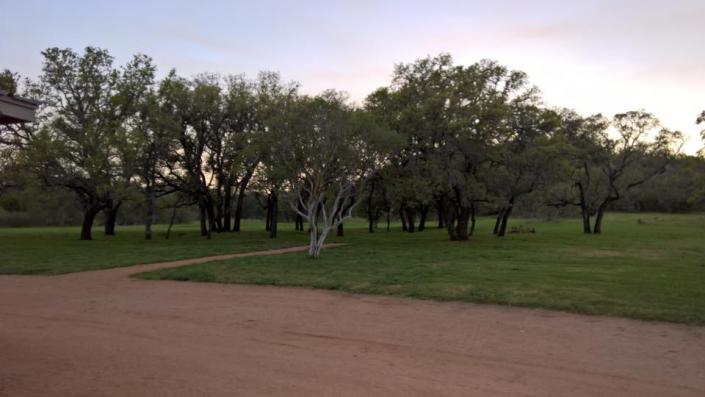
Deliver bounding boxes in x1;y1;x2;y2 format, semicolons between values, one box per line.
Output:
136;213;705;325
0;220;309;274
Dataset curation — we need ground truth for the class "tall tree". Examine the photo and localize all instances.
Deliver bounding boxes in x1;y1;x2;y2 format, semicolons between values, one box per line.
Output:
103;53;157;235
698;110;705;155
552;111;682;233
491;107;565;237
590;111;682;233
156;71;216;238
366;57;448;234
231;72;298;232
24;47;154;240
271;92;396;257
550;111;610;233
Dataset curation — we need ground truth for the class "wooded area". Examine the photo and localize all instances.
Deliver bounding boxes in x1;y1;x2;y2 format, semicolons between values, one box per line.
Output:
1;48;704;257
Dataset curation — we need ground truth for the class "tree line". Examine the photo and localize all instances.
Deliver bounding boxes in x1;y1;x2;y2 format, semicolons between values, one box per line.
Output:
1;48;703;257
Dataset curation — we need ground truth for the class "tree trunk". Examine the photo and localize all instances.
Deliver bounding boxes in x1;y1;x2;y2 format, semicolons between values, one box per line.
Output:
165;203;178;240
214;198;223;232
399;204;408;232
577;183;592;234
144;185;155;240
233;169;255;232
493;209;504;235
405;207;416;233
455;206;470;241
497;197;514;237
223;184;233;232
206;197;216;236
269;190;278;238
104;200;122;236
445;205;459;241
308;226;318;257
386;209;391;232
581;205;592;234
418;205;428;232
311;224;333;258
593;202;608;234
469;204;476;236
265;198;272;232
436;200;445;229
367;182;375;233
337;223;344;237
198;201;210;239
295;201;305;231
80;205;102;241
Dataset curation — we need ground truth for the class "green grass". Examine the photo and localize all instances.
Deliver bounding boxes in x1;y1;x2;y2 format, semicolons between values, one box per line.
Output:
0;220;308;274
3;213;705;324
136;213;705;325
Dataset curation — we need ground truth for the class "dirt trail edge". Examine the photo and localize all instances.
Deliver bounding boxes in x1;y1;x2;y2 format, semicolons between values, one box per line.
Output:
1;243;704;397
69;243;346;280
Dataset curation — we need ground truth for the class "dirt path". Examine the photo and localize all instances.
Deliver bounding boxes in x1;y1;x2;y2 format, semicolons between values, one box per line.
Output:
1;246;704;397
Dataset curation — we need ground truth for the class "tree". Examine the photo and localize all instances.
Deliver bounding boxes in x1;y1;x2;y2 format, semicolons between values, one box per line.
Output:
553;111;682;234
0;69;18;95
365;56;447;234
231;72;299;233
155;71;216;237
120;90;174;240
491;107;565;237
103;53;157;235
270;92;396;258
23;47;155;240
589;111;682;233
371;55;539;240
548;111;608;233
698;110;705;155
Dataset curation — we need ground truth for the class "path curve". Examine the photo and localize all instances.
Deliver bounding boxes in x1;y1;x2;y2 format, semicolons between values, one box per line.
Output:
1;244;704;396
65;243;346;281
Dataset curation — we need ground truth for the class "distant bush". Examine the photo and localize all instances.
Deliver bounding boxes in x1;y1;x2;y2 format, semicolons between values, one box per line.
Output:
509;225;536;234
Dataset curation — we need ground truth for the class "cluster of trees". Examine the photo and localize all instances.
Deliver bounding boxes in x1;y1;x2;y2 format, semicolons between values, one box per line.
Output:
1;48;703;257
365;55;687;239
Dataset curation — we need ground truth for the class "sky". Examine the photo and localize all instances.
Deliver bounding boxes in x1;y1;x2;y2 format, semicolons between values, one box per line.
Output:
2;0;704;153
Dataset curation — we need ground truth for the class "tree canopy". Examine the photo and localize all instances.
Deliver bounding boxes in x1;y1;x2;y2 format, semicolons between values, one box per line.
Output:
0;47;700;257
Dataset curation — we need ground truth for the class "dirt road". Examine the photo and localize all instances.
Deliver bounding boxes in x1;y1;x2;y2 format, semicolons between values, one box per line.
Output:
1;246;704;396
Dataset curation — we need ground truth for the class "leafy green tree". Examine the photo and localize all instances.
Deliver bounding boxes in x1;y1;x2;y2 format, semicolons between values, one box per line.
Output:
365;55;451;233
698;110;705;155
270;92;397;257
374;55;538;240
230;72;299;233
117;88;174;240
491;106;566;237
553;111;682;233
23;47;155;240
154;71;217;237
249;74;300;238
103;53;157;235
0;69;18;95
547;111;609;233
590;111;681;233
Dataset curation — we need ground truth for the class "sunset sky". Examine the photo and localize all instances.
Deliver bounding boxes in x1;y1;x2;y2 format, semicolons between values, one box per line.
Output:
2;0;704;152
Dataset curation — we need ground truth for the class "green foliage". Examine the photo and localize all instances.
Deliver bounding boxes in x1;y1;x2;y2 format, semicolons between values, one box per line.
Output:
269;91;399;256
16;47;156;238
2;50;704;239
697;109;705;154
0;69;18;95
